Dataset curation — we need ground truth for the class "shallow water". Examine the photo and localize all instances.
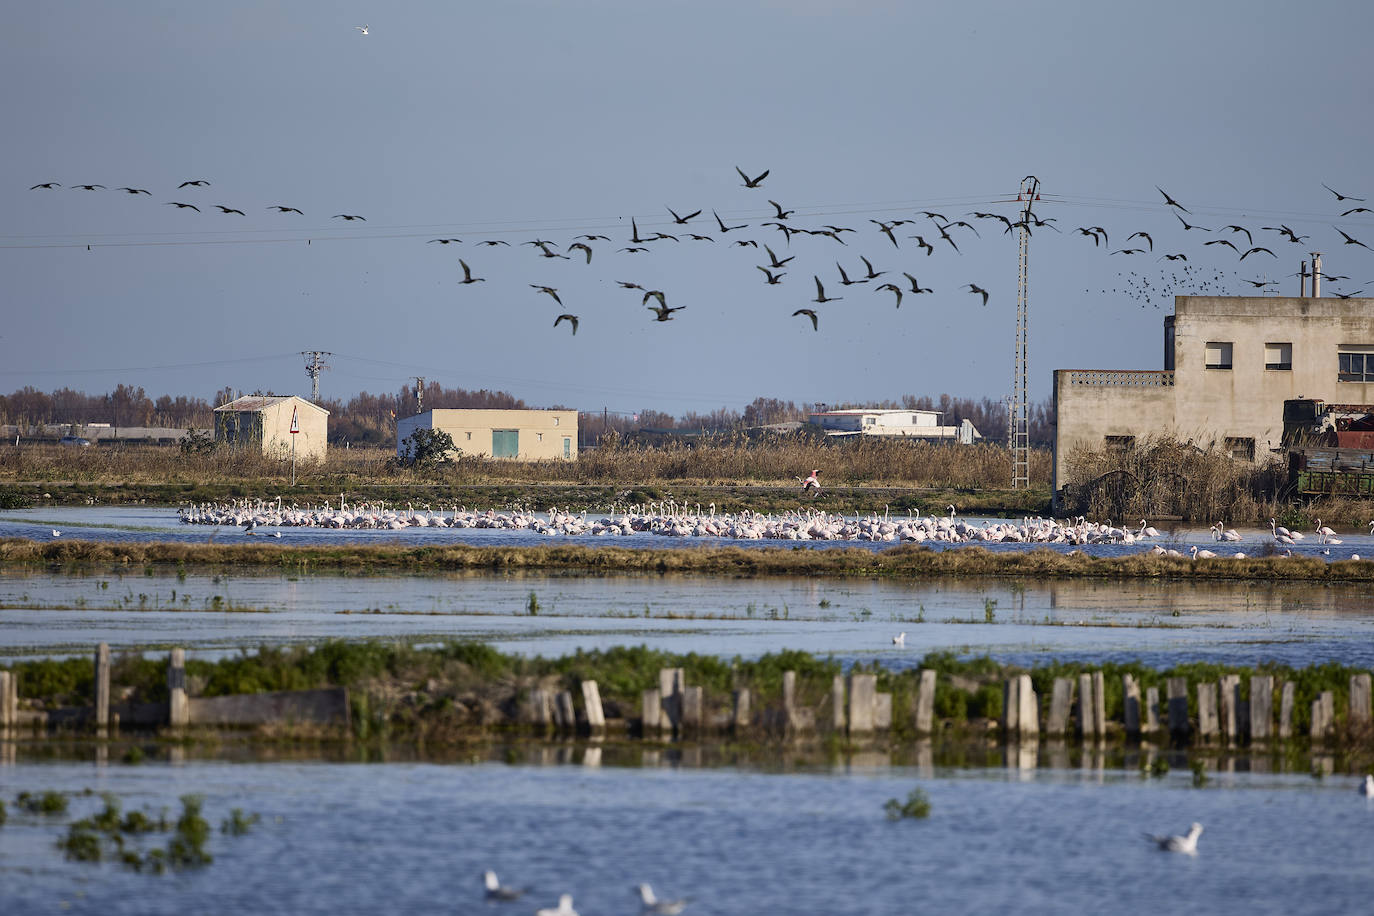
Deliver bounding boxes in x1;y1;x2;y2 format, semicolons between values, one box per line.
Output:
2;756;1372;915
3;568;1374;668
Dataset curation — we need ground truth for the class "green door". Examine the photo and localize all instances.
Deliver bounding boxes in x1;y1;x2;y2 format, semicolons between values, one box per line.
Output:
563;437;571;459
492;429;518;458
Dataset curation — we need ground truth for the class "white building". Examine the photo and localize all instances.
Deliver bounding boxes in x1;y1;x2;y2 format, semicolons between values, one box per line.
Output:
808;409;981;444
397;408;578;460
213;395;328;462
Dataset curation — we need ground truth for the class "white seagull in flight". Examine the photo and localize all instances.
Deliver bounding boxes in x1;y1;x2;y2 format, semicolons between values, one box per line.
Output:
355;25;369;35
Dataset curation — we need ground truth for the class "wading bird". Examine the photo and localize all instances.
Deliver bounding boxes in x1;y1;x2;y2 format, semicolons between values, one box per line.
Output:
531;285;562;305
1156;185;1189;213
812;276;842;303
178;180;210;188
457;259;485;284
30;182;60;189
269;205;304;214
735;166;769;188
165;201;200;211
332;213;365;221
966;283;989;306
553;314;579;335
1323;182;1364;202
666;206;700;224
792;308;818;331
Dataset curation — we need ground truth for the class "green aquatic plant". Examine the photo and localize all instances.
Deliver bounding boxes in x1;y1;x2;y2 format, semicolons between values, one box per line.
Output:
983;598;998;624
1150;757;1170;778
526;591;540;616
16;790;68;815
167;795;213;869
220;808;260;836
1191;759;1209;788
884;787;932;820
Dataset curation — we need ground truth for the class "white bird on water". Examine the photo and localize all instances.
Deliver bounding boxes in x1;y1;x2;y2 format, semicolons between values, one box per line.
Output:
535;894;578;916
1360;774;1374;797
892;632;906;648
636;884;689;915
1145;822;1203;854
51;529;61;538
483;870;526;901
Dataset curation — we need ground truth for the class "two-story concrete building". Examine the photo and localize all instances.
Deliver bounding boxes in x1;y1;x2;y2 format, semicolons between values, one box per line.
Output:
397;408;577;460
1054;295;1374;504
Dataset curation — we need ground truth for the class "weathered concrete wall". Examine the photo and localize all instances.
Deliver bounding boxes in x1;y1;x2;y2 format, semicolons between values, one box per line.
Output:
1053;370;1177;494
188;687;349;727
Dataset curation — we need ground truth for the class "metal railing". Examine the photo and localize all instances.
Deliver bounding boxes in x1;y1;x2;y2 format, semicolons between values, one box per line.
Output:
1065;370;1175;388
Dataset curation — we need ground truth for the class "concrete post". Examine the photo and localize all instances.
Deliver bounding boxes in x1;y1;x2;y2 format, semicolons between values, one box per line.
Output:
831;675;846;731
168;649;189;729
1123;675;1141;740
658;668;683;734
1279;681;1295;739
732;688;751;731
1047;677;1073;736
1016;674;1038;738
1092;671;1106;740
1310;690;1335;742
1145;685;1160;734
1218;675;1238;743
1003;677;1021;733
1196;683;1218;741
874;693;892;730
641;688;661;732
847;674;877;735
1350;673;1372;725
782;670;799;730
554;691;576;731
913;669;936;735
1076;673;1095;739
681;686;704;731
580;680;605;732
1167;677;1190;742
94;643;111;735
0;671;14;734
1250;675;1273;741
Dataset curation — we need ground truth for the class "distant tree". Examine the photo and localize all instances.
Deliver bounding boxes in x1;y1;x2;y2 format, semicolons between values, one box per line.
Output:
397;428;457;467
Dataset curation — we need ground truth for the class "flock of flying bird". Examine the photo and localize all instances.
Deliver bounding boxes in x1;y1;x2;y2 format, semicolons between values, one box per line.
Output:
26;173;1374;336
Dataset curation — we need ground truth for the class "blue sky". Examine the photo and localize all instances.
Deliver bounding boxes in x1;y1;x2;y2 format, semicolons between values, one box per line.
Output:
4;1;1372;418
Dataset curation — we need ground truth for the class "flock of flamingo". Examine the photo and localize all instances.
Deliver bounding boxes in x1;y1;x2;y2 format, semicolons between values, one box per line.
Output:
176;498;1370;556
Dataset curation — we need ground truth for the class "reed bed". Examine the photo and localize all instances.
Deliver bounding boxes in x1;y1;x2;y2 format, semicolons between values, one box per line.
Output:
2;537;1370;582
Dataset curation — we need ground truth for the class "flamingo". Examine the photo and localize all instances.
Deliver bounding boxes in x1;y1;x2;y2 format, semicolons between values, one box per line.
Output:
1316;519;1337;543
1190;546;1217;560
1139;519;1161;538
1270;519;1295;545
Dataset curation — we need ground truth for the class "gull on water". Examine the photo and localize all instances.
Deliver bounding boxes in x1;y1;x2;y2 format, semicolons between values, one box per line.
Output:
534;893;578;916
1360;774;1374;797
51;529;60;538
1145;822;1203;854
892;632;906;648
483;870;526;901
636;884;689;915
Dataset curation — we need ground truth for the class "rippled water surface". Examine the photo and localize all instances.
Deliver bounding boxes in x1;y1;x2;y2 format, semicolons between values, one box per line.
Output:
2;757;1373;916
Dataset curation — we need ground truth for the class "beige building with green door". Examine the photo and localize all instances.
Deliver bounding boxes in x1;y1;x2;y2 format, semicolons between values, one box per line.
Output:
396;408;578;460
213;395;329;462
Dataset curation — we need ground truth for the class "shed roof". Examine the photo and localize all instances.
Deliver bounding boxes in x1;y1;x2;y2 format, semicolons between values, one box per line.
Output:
213;395;329;415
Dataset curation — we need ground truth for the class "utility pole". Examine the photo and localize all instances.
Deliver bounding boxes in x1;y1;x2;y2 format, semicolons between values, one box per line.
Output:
1010;176;1038;490
411;376;426;414
300;351;332;403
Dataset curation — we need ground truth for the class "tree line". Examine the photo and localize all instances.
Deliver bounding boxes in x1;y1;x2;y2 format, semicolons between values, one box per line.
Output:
0;383;1055;447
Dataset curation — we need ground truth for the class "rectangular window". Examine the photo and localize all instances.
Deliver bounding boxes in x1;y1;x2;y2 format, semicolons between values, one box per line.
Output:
491;429;518;457
465;431;472;440
563;437;571;459
1105;435;1135;453
1205;341;1233;370
536;432;543;442
1338;346;1374;382
1225;437;1255;461
1265;342;1292;371
863;416;875;426
553;416;560;427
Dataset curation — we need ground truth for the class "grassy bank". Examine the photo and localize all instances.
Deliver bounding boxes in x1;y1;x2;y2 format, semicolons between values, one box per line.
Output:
3;537;1372;583
6;642;1371;764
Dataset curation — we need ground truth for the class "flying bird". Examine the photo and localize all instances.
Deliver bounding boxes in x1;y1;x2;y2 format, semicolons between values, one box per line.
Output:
909;235;934;256
647;232;679;243
1242;279;1279;288
735;166;769;188
1262;224;1308;244
1204;238;1239;252
918;211;948;222
666;206;701;224
617;280;644;290
903;273;932;294
553;314;579;335
685;233;713;242
876;283;903;308
1239;246;1276;261
568;242;593;263
1156;185;1189;213
165;201;200;211
577;234;610;242
1222;225;1253;245
965;283;989;306
812;276;842;303
859;255;885;280
1341;206;1373;216
1176;213;1209;232
764;245;793;268
458;259;485;284
332;214;365;221
355;25;369;35
647;302;685;322
72;184;104;191
1126;231;1153;251
642;290;667;309
1159;253;1188;261
713;209;746;233
1337;228;1371;250
1323;182;1364;202
835;262;865;286
756;266;785;285
476;239;511;246
116;187;151;195
870;219;901;248
619;246;649;253
1111;248;1144;256
428;238;462;244
177;180;210;188
768;200;794;219
731;239;759;248
214;205;245;215
792;308;819;331
29;182;60;189
269;205;304;214
531;285;562;305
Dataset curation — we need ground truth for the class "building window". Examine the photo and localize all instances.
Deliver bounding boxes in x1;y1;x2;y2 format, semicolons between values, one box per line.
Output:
563;437;571;459
465;431;471;440
553;417;560;426
536;432;543;442
1105;435;1136;453
1264;342;1292;371
863;416;875;426
1205;341;1233;370
1338;347;1374;382
1225;437;1255;461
